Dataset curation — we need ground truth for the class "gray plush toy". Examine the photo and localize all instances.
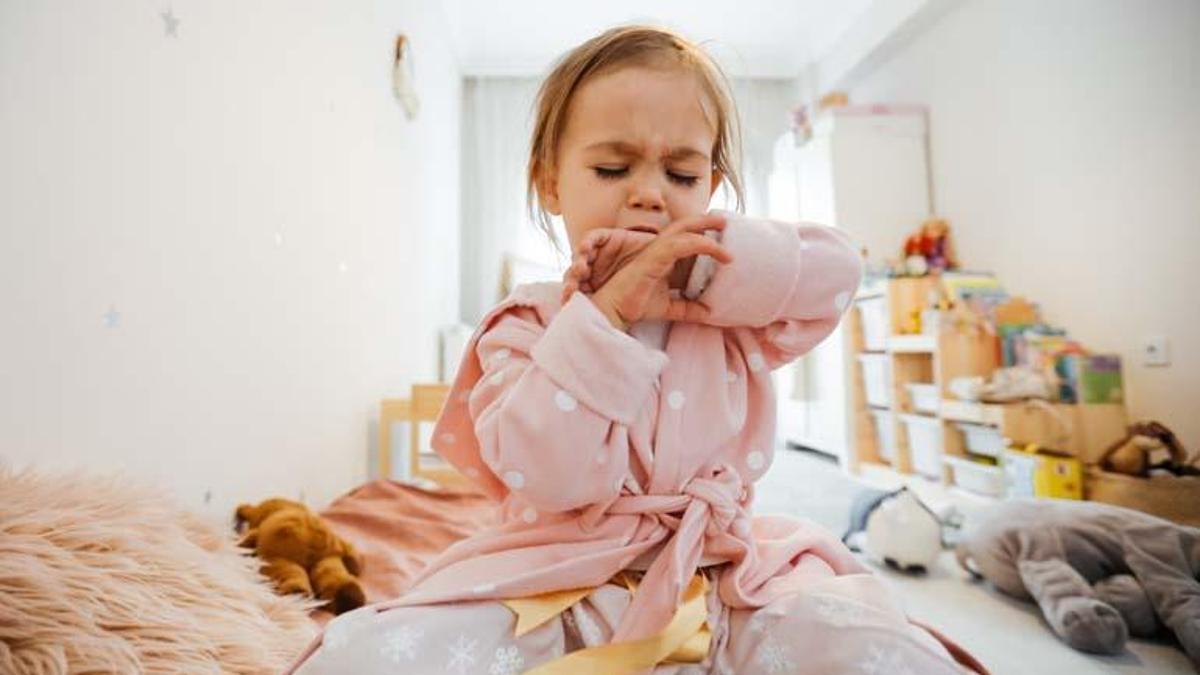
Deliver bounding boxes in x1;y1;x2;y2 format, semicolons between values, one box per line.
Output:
956;499;1199;666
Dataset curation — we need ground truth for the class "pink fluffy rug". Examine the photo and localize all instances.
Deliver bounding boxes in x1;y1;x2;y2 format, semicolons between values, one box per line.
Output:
0;468;317;674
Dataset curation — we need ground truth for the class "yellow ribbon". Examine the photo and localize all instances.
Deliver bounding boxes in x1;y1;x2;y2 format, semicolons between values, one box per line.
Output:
503;587;594;638
504;573;711;674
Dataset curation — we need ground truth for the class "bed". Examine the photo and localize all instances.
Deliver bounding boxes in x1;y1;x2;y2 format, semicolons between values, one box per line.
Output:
312;479;495;624
5;463;1192;674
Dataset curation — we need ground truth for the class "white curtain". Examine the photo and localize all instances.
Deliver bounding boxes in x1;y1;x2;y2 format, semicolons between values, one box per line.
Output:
460;76;796;324
460;77;565;325
724;79;797;216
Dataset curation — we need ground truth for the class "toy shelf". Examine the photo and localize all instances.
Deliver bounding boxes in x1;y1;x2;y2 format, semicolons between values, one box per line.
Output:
846;276;1130;497
847;276;996;480
941;399;1127;465
888;335;936;353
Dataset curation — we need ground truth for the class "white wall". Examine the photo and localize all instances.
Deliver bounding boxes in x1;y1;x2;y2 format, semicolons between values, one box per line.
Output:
848;0;1200;450
0;1;462;515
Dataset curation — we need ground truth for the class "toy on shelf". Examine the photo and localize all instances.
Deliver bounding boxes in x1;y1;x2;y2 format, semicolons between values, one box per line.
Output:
947;366;1057;403
1058;354;1124;404
1102;421;1196;478
897;217;959;276
1087;424;1200;526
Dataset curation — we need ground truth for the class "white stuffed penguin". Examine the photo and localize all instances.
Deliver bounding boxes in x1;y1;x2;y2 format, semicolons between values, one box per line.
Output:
866;489;943;572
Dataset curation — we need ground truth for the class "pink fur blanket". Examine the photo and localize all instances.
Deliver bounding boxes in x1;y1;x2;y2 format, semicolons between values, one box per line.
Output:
0;468;316;674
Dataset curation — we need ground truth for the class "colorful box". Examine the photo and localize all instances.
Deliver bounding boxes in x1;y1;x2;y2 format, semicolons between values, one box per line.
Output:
1058;354;1124;404
1004;445;1083;499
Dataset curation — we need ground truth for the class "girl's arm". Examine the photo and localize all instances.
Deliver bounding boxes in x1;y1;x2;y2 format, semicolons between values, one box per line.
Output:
468;292;668;512
691;216;863;370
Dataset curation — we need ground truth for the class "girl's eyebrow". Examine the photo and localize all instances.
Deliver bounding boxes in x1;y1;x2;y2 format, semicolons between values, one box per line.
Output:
584;140;708;162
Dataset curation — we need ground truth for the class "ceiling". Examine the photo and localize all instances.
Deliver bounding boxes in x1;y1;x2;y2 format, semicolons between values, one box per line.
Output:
439;0;873;79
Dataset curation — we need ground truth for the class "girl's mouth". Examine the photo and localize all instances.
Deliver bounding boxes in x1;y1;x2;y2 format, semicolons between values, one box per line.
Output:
625;224;660;235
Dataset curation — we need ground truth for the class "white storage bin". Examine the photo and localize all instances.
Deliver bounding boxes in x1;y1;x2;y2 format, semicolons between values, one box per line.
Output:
944;456;1006;497
869;409;896;463
955;423;1006;458
906;383;940;415
899;414;942;478
856;296;889;352
857;354;892;408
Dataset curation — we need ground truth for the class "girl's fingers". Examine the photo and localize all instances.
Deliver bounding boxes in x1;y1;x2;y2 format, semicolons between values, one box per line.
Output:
578;229;611;257
561;278;577;303
581;241;597;262
664;213;727;236
657;232;733;265
562;252;593;301
567;255;591;280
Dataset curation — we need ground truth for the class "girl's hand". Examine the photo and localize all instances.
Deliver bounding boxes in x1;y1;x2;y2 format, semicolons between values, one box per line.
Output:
561;227;656;304
588;214;731;330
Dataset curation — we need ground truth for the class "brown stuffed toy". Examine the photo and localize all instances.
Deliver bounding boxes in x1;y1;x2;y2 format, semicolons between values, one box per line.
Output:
1103;421;1197;478
235;498;366;614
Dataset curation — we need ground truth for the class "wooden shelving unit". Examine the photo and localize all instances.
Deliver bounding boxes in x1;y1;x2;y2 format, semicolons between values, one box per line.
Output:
847;276;996;480
845;276;1128;496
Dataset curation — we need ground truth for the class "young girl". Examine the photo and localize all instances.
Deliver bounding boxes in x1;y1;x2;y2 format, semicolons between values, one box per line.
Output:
289;25;983;675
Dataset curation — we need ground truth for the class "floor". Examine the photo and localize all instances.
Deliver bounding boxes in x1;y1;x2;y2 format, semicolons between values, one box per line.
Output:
755;447;1196;674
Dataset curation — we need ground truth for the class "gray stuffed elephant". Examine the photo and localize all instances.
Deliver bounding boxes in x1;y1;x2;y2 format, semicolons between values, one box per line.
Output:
956;499;1199;666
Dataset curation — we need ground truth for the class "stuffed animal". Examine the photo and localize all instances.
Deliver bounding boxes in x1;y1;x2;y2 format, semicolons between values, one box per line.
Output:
843;487;947;573
235;498;366;615
899;217;959;276
1103;420;1197;478
956;499;1199;665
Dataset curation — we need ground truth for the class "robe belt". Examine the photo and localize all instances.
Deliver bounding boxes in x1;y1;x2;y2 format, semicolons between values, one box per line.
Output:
510;466;750;673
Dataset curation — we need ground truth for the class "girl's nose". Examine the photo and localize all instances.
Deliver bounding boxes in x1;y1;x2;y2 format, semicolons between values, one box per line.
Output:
627;182;665;213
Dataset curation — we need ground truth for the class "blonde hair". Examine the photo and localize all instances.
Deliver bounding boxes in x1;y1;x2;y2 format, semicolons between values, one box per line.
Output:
526;25;745;249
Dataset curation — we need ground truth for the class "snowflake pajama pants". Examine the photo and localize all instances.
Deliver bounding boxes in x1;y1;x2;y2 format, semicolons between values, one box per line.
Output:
291;570;969;674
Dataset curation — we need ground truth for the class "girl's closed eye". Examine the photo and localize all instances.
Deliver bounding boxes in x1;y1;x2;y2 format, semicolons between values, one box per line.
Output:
593;166;700;187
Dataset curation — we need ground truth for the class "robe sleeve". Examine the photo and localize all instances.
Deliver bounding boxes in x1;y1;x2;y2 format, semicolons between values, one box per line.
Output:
695;213;864;370
460;291;669;512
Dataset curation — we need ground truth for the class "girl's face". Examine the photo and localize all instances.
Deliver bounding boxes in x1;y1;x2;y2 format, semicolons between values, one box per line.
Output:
540;66;724;252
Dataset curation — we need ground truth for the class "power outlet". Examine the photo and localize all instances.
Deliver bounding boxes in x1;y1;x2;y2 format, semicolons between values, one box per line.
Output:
1142;336;1170;367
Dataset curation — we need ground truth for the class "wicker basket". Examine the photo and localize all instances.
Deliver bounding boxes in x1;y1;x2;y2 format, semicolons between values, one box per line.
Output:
1085;422;1200;526
1084;467;1200;526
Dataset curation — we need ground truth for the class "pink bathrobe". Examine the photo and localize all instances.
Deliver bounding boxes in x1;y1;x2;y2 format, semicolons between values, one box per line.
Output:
389;215;867;646
288;214;982;674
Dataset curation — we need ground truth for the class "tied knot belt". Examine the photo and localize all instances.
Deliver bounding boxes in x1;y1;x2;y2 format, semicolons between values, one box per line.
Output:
521;466;753;674
588;465;753;644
